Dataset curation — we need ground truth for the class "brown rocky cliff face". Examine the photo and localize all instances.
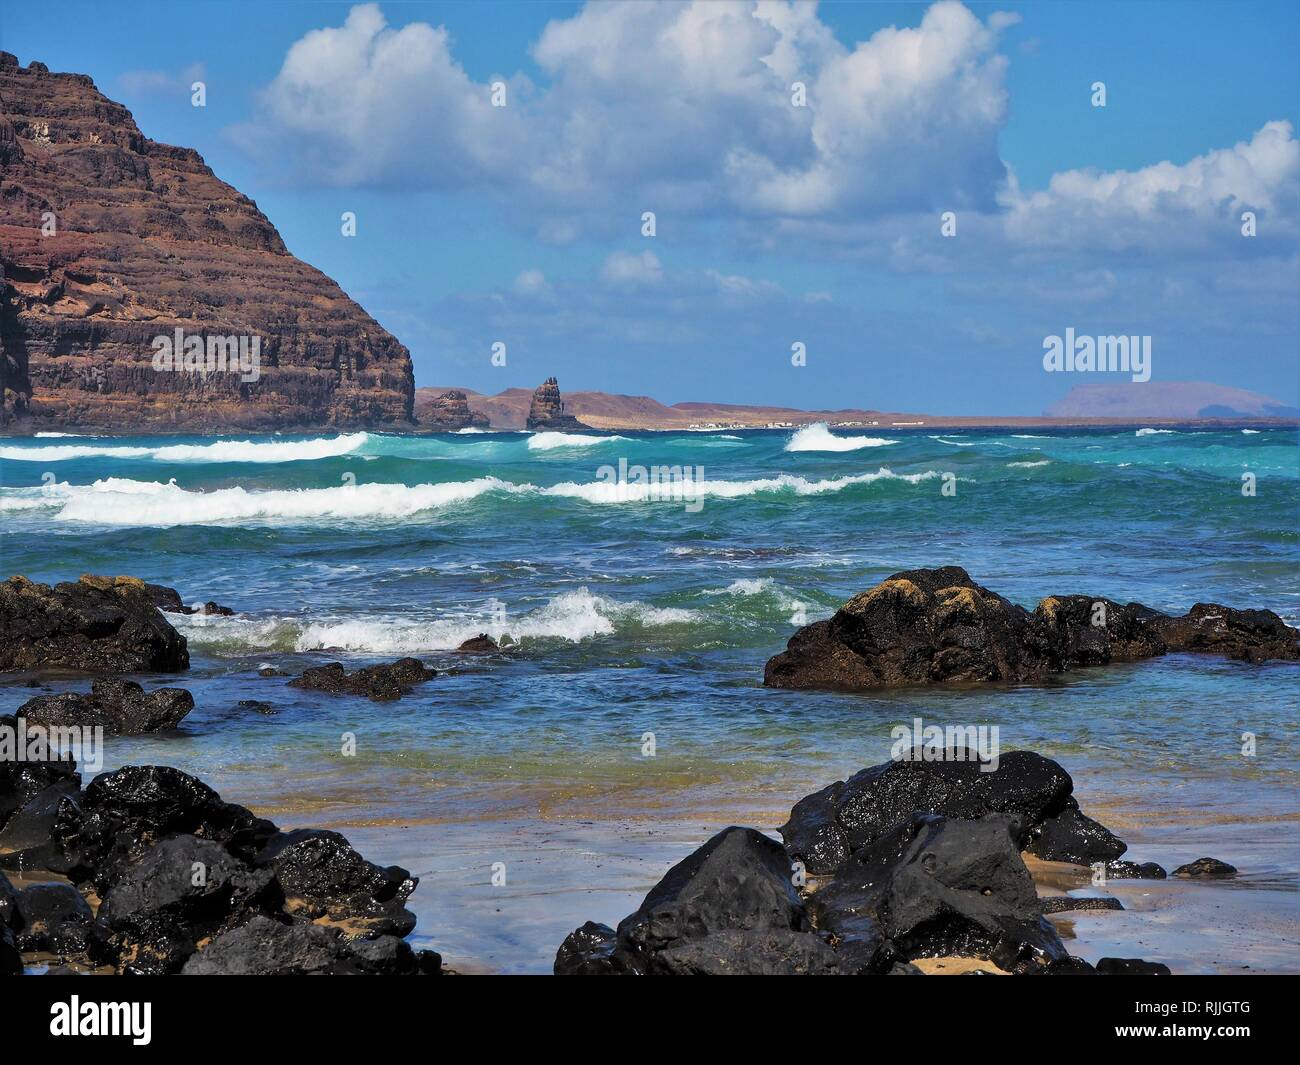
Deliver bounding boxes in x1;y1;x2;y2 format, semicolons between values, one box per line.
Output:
525;377;588;431
415;389;489;431
0;54;414;432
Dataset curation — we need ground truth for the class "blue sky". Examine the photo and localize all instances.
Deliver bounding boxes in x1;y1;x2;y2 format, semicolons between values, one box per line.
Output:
5;1;1298;413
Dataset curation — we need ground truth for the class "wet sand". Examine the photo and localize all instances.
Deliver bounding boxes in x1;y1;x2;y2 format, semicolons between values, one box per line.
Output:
336;801;1300;975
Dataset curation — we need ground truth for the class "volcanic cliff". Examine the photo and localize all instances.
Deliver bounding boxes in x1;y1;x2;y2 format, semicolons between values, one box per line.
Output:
0;54;414;432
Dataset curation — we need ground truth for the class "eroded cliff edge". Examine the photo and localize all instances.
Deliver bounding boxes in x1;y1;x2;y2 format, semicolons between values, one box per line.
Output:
0;54;414;432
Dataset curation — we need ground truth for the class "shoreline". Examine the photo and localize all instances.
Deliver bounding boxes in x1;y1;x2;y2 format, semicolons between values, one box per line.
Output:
3;417;1298;439
330;803;1299;976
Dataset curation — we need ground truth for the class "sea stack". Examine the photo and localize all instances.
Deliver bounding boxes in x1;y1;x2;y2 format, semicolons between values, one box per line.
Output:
526;377;589;431
419;389;490;431
0;53;414;432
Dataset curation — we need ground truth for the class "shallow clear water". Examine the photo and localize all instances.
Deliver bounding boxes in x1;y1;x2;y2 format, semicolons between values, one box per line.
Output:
2;425;1298;971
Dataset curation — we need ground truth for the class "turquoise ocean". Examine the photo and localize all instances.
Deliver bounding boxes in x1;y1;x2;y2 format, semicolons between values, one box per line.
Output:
2;423;1297;970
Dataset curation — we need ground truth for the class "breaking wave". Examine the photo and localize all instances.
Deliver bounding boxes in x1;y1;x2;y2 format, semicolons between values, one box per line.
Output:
785;424;895;452
0;433;367;464
173;588;698;653
1;467;947;526
527;432;629;451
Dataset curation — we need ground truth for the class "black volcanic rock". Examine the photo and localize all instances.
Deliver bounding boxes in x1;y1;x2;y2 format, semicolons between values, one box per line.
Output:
558;811;1088;976
2;747;442;975
779;749;1121;876
0;574;189;673
1096;957;1171;975
95;834;276;974
764;567;1299;691
51;765;277;895
1152;605;1300;662
1103;859;1168;880
19;678;193;734
1023;796;1126;866
456;633;499;653
289;657;436;701
526;377;589;431
1172;857;1238;879
11;882;94;954
1040;896;1123;914
180;914;439;975
863;814;1068;971
253;828;417;938
556;826;843;975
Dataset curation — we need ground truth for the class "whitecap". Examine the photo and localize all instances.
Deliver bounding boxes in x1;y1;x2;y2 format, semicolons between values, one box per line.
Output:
0;433;367;463
527;432;629;451
786;424;896;452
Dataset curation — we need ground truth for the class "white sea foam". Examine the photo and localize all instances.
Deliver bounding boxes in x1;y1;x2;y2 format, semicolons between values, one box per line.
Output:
786;424;896;452
1010;434;1049;439
1135;428;1177;436
1007;460;1050;468
527;432;628;451
1242;429;1261;434
174;589;697;653
0;433;367;463
4;467;946;526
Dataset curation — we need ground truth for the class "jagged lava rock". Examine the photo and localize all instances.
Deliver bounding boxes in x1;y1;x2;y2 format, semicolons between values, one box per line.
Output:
19;677;193;734
95;834;277;974
0;574;188;672
11;881;93;954
180;914;439;975
764;566;1299;691
779;749;1123;876
0;53;413;431
827;813;1069;971
253;828;417;937
51;765;277;894
1152;605;1300;663
526;377;589;431
289;657;436;701
556;826;842;975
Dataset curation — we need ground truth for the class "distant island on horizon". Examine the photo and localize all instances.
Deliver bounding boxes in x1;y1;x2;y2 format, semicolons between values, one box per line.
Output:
415;379;1300;433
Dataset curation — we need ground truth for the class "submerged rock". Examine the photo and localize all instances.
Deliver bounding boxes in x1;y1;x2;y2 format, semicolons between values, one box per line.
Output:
456;633;500;653
0;575;189;673
1172;857;1238;879
1041;896;1124;914
764;567;1299;691
1103;859;1167;880
289;657;437;701
779;749;1123;876
1096;957;1171;975
18;678;193;735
